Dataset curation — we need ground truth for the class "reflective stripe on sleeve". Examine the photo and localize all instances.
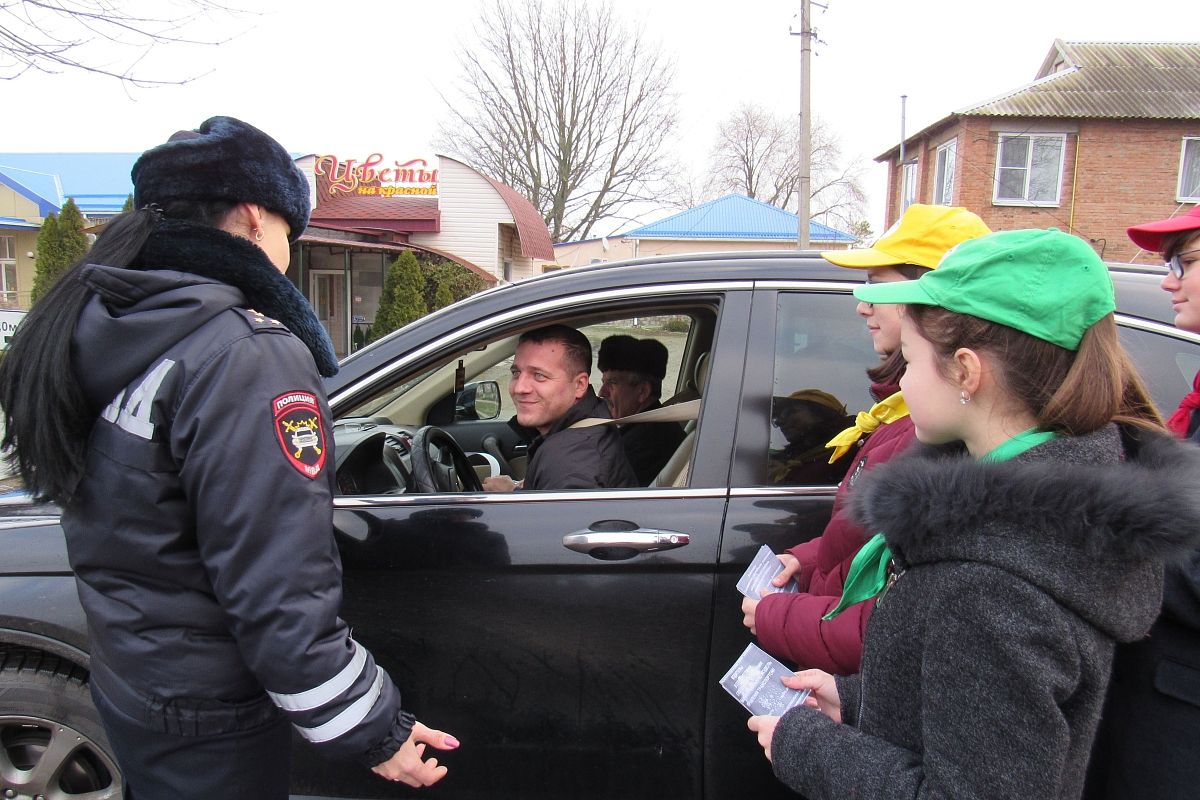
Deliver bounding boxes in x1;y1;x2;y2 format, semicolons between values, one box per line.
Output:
267;639;369;712
293;665;386;743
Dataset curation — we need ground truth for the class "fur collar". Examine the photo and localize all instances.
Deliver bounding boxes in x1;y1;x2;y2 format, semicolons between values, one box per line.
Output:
848;424;1200;640
132;220;337;376
850;424;1200;567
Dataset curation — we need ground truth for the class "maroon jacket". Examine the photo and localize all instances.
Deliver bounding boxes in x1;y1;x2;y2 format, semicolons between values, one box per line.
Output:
754;382;916;674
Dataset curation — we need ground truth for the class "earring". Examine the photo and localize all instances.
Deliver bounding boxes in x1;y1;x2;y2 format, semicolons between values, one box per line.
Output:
959;390;971;405
254;228;264;242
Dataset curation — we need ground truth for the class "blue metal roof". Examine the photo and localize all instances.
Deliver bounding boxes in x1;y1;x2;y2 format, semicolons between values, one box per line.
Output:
0;216;41;230
0;153;136;216
621;194;857;243
0;166;62;216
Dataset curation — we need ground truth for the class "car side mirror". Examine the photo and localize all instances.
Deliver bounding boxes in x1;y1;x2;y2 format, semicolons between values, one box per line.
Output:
455;380;502;421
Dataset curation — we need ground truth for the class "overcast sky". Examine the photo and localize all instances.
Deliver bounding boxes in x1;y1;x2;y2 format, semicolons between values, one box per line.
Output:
2;0;1186;233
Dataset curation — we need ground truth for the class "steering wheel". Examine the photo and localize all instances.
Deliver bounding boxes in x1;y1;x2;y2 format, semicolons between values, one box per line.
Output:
380;433;412;494
409;426;485;493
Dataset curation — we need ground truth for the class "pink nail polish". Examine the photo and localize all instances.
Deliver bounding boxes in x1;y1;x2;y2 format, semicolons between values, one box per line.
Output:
445;735;460;748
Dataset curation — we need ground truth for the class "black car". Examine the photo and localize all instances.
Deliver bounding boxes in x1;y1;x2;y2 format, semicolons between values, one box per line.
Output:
0;252;1195;800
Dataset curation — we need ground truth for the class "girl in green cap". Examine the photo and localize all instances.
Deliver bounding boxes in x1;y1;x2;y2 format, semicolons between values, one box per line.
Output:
747;228;1200;800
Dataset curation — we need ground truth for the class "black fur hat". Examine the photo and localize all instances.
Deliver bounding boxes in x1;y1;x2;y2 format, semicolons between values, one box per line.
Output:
598;335;668;381
132;116;310;242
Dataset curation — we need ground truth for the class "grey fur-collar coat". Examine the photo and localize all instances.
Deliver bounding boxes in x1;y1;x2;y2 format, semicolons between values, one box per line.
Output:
769;424;1200;800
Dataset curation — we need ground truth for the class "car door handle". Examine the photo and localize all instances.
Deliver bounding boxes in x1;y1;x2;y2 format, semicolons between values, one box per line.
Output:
562;530;690;560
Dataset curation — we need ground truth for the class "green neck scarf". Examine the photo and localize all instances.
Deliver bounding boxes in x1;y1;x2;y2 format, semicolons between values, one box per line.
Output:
822;427;1059;621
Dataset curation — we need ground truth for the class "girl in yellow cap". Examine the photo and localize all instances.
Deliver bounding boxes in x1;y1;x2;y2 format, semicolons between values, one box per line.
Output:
748;229;1200;800
744;204;989;675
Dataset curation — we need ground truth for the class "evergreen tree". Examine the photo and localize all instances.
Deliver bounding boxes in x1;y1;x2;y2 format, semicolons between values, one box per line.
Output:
31;200;91;305
370;251;427;342
57;199;89;267
122;194;134;212
432;279;454;311
423;259;487;308
30;214;61;305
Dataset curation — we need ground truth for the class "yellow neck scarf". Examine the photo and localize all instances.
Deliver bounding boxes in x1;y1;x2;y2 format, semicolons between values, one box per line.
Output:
824;391;909;463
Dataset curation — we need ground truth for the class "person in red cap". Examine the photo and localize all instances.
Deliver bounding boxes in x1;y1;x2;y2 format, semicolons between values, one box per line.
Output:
1083;206;1200;800
1128;205;1200;436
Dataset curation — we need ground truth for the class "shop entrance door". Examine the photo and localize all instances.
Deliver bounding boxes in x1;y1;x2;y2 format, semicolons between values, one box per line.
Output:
310;270;347;358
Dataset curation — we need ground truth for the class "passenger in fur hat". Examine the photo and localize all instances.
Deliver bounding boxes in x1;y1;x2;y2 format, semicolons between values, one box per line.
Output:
598;334;686;485
0;117;457;797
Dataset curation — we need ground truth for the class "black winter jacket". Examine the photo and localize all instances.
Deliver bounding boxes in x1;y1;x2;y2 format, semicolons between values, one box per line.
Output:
62;222;412;766
769;424;1200;800
1084;407;1200;799
521;388;638;490
618;400;686;485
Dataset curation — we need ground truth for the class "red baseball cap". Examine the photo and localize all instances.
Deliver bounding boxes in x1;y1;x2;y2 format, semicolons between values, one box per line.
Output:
1127;204;1200;253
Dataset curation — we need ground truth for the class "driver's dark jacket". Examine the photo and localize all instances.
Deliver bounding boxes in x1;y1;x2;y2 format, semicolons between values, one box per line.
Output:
522;388;638;490
61;240;413;765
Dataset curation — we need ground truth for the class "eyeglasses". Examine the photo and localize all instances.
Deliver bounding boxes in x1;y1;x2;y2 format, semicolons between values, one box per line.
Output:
1166;248;1200;280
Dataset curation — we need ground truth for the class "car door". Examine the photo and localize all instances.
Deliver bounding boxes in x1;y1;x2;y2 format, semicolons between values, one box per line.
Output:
703;282;881;800
289;284;753;800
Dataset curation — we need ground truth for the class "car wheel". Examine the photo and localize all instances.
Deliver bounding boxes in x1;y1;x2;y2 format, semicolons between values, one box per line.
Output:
0;650;123;799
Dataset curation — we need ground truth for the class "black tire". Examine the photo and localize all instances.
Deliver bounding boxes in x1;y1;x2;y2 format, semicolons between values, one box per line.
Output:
0;648;124;799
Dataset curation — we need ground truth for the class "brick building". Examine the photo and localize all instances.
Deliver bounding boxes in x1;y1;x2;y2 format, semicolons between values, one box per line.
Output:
877;40;1200;264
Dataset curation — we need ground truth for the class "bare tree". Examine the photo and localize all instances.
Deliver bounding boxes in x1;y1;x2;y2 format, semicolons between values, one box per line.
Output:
707;102;868;233
0;0;239;85
437;0;679;243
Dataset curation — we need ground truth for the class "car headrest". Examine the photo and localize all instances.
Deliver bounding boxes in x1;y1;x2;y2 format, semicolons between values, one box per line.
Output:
694;352;710;394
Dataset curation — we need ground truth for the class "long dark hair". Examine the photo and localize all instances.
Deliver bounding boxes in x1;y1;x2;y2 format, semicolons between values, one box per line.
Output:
0;200;235;504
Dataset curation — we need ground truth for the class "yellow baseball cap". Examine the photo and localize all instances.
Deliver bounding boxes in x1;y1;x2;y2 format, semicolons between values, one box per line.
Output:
820;204;991;270
785;388;847;415
854;228;1115;351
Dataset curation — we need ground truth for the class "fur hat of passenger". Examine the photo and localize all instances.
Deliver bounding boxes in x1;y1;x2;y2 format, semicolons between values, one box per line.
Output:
132;116;310;242
598;335;668;381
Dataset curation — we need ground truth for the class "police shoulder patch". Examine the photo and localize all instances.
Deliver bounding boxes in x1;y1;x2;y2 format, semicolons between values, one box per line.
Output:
272;391;327;478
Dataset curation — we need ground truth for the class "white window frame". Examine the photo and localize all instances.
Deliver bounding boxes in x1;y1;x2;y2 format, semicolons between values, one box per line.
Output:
933;138;957;205
992;133;1067;207
0;236;15;307
1179;137;1200;202
900;161;918;211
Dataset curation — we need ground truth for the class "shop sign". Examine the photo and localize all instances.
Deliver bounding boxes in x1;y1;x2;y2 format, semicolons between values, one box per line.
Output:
0;309;25;350
313;154;439;197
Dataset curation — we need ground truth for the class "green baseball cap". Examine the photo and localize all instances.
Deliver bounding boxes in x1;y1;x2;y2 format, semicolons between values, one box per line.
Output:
853;228;1115;351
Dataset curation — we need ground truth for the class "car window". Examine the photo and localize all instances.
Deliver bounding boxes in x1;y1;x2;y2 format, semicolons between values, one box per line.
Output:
1117;324;1200;418
578;315;691;398
766;292;880;486
333;303;715;496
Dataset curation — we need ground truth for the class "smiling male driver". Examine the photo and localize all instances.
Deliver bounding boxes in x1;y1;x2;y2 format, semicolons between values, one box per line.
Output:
482;324;638;492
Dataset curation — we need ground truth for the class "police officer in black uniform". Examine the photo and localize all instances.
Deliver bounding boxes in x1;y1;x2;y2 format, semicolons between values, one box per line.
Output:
0;117;457;798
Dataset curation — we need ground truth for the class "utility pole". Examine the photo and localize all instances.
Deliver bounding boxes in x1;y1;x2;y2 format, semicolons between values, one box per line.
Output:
790;0;813;250
898;94;908;217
